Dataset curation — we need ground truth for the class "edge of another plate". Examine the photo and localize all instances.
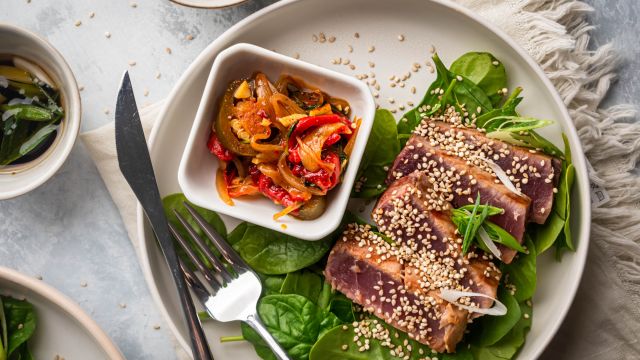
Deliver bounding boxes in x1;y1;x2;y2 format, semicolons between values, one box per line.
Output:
0;267;124;359
169;0;248;10
137;0;591;358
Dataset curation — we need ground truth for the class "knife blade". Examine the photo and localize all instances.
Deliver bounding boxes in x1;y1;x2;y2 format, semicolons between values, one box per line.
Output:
115;71;213;360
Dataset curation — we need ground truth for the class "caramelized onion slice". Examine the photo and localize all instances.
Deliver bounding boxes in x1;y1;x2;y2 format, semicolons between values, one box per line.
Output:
344;117;361;157
277;152;326;196
270;93;306;118
297;122;350;172
273;202;303;221
216;168;234;206
257;163;312;201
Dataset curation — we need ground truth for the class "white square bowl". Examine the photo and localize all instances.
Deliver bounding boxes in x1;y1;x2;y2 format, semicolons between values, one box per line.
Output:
178;43;375;240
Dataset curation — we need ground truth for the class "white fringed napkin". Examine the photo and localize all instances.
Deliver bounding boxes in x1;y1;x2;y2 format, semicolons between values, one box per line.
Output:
81;0;640;358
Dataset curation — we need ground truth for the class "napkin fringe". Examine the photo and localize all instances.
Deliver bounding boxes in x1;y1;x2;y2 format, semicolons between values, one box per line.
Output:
531;0;640;310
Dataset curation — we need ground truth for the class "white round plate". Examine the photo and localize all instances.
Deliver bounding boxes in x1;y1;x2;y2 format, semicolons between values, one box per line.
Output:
137;0;591;359
0;267;123;360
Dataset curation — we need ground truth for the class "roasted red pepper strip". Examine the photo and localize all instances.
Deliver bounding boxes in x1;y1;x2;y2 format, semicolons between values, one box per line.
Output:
288;149;302;164
207;132;234;161
324;133;342;147
249;165;306;207
287;114;351;149
291;152;341;191
223;165;237;186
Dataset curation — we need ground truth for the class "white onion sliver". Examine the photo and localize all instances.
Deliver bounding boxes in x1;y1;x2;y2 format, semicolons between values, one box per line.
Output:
8;97;34;106
0;76;8;88
478;226;502;259
13;56;55;88
2;109;20;122
482;157;524;197
440;288;507;316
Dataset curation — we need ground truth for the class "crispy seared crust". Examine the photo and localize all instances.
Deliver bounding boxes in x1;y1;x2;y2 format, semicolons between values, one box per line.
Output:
325;229;468;353
325;173;502;353
427;121;561;224
376;172;501;309
387;135;531;263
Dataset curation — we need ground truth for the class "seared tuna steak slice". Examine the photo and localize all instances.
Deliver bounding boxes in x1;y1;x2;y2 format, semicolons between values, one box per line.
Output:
325;225;468;353
415;120;561;224
387;134;531;263
373;171;500;309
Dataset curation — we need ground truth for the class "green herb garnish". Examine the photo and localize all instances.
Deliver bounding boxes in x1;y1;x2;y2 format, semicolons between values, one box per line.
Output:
451;195;525;255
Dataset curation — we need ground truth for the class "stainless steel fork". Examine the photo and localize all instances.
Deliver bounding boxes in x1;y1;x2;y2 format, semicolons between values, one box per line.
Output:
169;202;290;360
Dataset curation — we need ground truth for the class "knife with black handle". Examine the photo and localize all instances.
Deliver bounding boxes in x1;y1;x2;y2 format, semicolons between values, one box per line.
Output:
115;71;213;360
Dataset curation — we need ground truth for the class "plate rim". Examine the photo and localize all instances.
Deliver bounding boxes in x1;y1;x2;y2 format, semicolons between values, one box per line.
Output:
137;0;592;357
0;266;124;359
169;0;248;10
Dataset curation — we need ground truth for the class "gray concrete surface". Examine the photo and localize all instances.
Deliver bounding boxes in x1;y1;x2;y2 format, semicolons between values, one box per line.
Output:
0;0;636;359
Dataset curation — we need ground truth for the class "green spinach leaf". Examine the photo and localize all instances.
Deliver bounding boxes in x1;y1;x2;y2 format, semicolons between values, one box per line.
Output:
231;223;333;275
1;297;36;358
244;294;342;360
531;134;575;256
450;52;508;107
352;166;390;199
470;288;521;347
280;270;323;305
554;135;576;258
259;274;286;296
398;52;494;145
397;54;450;137
470;300;532;360
530;211;565;254
474;87;522;129
227;221;248;246
504;237;537;302
352;109;401;198
328;293;355;324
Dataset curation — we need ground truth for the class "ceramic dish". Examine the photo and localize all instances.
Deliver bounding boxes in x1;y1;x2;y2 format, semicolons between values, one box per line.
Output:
179;43;375;240
0;267;123;359
0;23;81;200
137;0;591;358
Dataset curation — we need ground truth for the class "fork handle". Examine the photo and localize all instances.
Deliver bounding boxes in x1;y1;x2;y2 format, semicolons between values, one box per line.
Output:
245;314;290;360
179;272;214;360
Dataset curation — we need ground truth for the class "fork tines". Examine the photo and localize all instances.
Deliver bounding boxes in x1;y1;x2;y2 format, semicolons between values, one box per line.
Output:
169;202;250;291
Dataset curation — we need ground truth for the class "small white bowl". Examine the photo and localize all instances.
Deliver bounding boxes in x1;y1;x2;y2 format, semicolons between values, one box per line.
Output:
0;267;123;359
0;24;81;200
178;43;375;240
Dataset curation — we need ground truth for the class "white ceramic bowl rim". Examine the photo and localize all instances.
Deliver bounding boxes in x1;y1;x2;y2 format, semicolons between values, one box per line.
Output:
0;23;81;199
137;0;591;358
177;42;375;240
0;267;124;359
